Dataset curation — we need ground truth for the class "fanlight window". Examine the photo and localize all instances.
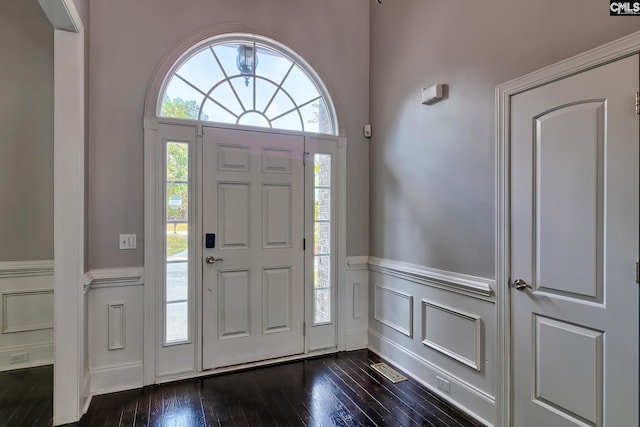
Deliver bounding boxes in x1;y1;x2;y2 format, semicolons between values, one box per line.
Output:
159;36;336;134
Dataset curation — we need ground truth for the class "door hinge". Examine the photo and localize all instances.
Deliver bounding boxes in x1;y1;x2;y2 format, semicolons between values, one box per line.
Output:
636;262;639;284
635;91;639;115
303;238;306;251
303;151;309;166
303;322;306;336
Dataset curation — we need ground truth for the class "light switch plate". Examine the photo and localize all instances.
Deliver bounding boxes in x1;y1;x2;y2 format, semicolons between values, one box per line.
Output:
119;234;136;250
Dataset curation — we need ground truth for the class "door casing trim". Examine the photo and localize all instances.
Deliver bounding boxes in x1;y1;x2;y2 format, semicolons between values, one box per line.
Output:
143;118;347;383
495;30;640;427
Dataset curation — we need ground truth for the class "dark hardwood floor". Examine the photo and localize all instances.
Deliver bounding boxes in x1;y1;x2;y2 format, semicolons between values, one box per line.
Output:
0;350;485;426
0;365;53;427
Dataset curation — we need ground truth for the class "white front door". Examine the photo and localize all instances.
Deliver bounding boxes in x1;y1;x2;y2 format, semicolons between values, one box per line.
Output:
510;55;639;426
202;127;304;369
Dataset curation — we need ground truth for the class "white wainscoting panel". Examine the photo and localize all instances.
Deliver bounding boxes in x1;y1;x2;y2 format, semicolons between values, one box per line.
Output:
367;258;496;426
344;257;369;350
2;289;54;333
421;301;481;371
88;267;144;395
374;285;413;337
369;330;494;427
0;260;54;370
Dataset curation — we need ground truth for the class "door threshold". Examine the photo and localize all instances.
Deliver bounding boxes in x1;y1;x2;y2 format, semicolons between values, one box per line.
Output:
155;348;339;385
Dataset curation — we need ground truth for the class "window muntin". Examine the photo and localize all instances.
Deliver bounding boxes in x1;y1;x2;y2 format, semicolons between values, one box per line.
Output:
165;142;189;344
313;154;332;325
159;37;336;135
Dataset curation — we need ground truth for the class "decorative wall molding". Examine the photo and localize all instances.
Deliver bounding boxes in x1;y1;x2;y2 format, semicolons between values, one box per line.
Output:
346;256;369;270
421;301;482;371
374;285;413;337
368;257;494;301
352;282;361;318
368;329;495;427
1;289;54;334
108;302;126;350
0;260;54;278
84;267;144;289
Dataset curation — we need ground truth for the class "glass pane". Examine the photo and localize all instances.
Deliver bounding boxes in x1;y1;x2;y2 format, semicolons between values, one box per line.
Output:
313;289;331;324
175;48;225;93
314;154;331;186
166;142;189;344
281;64;320;106
166;302;188;343
317;98;333;134
314;256;331;289
167;262;188;301
265;89;296;120
201;99;237;124
256;45;293;86
238;111;271;128
229;76;254;111
271;111;303;132
314;188;331;221
300;100;321;133
314;223;330;256
210;82;244;116
211;43;245;78
161;76;204;120
255;78;278;113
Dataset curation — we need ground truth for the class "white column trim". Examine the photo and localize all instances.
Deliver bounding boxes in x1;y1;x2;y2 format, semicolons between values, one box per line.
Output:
495;29;640;427
50;0;86;424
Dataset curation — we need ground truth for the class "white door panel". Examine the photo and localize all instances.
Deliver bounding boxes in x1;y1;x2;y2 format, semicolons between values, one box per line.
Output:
202;127;304;369
511;55;639;426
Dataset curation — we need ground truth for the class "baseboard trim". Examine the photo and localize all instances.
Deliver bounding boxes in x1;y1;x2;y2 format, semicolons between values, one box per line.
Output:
0;342;54;372
90;361;144;395
368;257;495;301
82;371;92;414
368;329;495;427
345;328;368;350
0;260;54;278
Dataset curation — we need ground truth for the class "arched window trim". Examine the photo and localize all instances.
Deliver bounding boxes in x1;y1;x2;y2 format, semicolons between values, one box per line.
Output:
156;33;338;135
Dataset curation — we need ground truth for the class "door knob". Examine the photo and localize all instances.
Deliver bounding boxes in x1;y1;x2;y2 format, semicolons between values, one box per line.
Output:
511;278;531;291
205;256;223;264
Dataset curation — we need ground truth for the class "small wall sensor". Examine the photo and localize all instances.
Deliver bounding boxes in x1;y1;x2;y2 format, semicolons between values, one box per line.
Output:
421;84;444;105
363;124;372;138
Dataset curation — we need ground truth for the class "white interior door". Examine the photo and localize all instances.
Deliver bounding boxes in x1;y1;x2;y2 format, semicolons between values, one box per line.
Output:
510;55;639;426
202;127;304;369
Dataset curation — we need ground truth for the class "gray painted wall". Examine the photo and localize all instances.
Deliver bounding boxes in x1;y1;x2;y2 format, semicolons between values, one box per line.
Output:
89;0;370;268
369;1;640;278
0;0;53;261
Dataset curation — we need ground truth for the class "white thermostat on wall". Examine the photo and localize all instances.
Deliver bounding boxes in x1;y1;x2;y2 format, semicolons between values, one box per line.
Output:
421;84;444;105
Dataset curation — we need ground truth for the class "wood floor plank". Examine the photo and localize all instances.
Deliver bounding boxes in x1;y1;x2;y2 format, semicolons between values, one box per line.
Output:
0;351;486;427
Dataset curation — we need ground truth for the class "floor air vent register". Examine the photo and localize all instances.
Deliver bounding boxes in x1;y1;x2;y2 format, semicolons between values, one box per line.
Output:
370;362;408;383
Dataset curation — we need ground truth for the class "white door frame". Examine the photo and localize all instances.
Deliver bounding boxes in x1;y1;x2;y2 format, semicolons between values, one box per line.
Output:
37;0;87;424
143;118;347;383
496;31;640;427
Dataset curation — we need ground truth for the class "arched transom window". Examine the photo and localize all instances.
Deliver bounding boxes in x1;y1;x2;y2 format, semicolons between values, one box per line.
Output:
159;34;337;135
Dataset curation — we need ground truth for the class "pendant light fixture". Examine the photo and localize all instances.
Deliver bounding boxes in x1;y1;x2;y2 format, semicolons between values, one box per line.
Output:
236;44;257;86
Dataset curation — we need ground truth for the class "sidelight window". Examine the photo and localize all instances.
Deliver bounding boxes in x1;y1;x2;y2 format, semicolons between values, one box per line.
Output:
165;142;189;344
313;153;332;324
